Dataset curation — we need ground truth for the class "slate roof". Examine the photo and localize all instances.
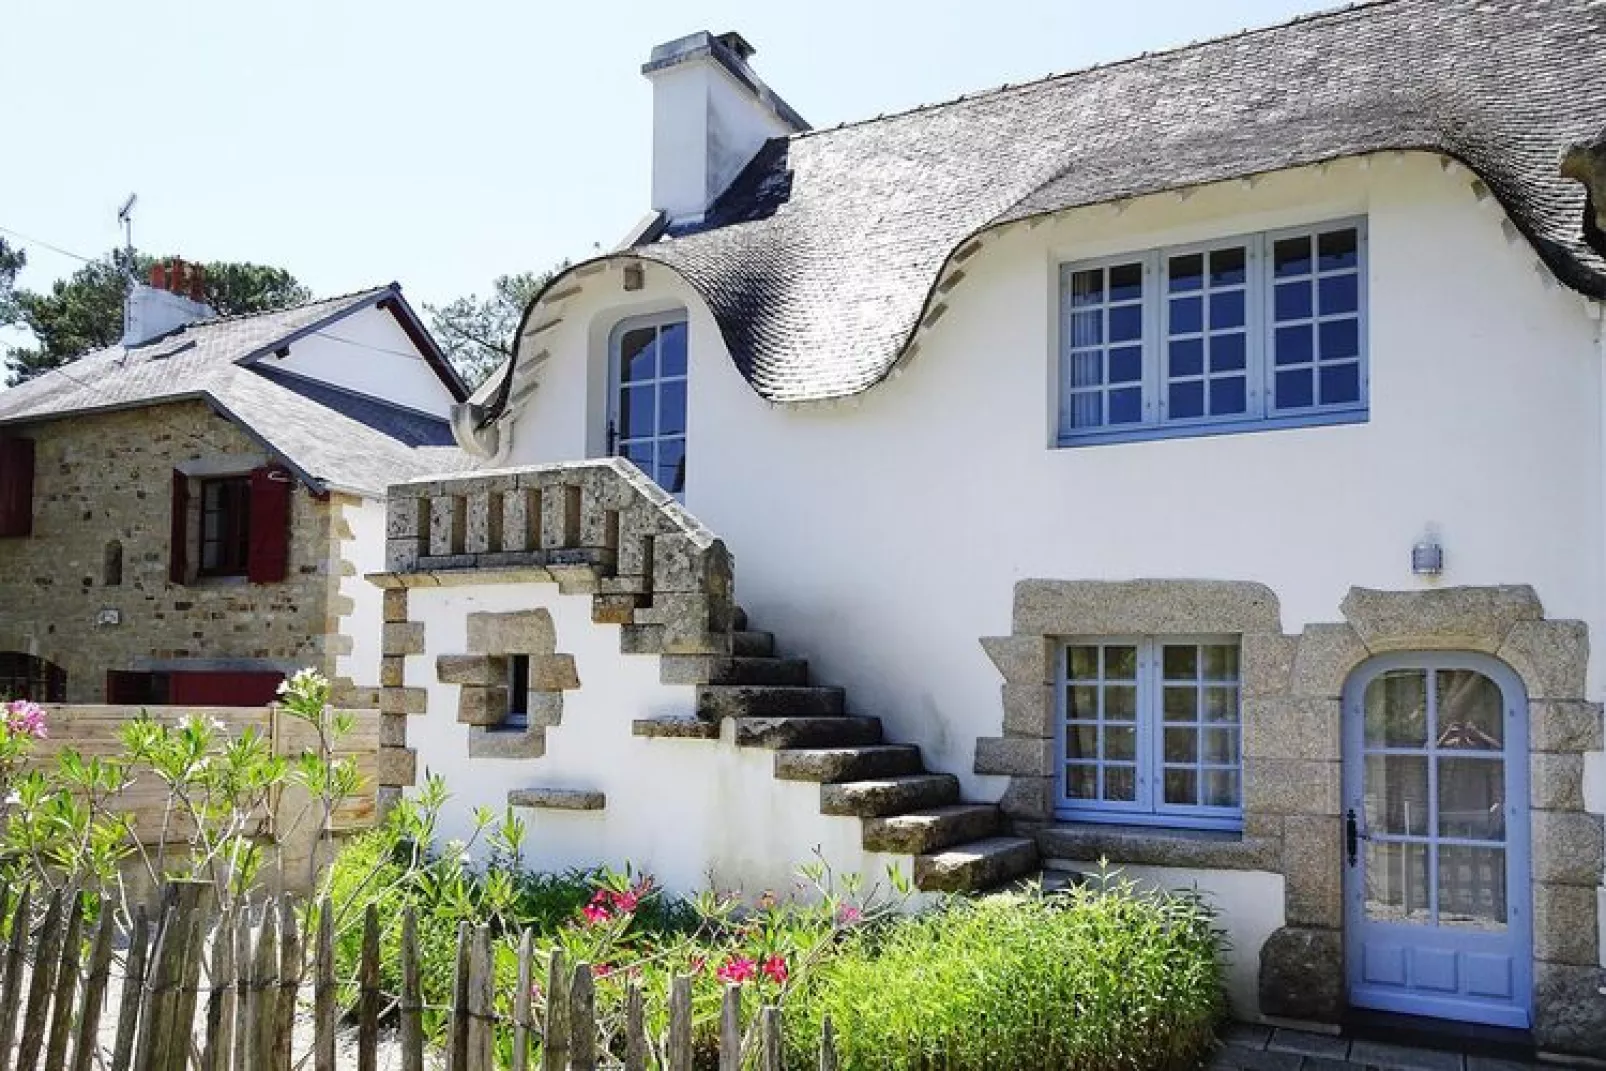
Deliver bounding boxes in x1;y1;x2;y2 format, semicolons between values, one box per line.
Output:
512;0;1606;408
0;286;474;496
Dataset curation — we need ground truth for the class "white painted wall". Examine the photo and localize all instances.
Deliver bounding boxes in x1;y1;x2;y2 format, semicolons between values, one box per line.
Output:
267;305;456;418
495;153;1606;965
406;581;919;901
337;496;388;690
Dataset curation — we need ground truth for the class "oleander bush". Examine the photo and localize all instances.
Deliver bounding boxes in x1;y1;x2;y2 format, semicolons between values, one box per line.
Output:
327;776;1227;1070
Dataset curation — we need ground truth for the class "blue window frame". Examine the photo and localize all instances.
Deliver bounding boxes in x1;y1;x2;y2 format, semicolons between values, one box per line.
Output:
1057;637;1243;831
609;313;687;497
1057;218;1367;446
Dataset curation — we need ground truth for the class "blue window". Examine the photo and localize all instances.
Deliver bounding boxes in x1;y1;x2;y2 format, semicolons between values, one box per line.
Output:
1058;637;1243;830
610;315;687;496
1057;219;1366;446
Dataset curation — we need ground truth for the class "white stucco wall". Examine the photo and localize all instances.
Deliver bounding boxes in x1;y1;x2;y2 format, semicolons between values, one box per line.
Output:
406;581;918;901
268;305;456;418
336;495;388;690
492;152;1606;968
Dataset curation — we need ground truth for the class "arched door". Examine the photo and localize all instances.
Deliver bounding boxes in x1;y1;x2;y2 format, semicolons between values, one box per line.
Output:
1343;653;1530;1027
0;652;65;702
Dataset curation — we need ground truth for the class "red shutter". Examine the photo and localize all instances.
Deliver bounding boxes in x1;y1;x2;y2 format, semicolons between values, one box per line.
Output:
247;466;292;584
0;437;36;537
169;470;189;584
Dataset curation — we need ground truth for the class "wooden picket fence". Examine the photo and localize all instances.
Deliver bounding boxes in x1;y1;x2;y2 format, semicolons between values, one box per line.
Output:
0;882;839;1071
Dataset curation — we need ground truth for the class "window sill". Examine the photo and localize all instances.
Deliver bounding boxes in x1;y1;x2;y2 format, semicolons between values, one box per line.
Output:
1056;407;1367;449
1036;821;1280;873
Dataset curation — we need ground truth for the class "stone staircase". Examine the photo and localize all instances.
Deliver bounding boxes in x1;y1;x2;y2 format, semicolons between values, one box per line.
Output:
636;615;1039;893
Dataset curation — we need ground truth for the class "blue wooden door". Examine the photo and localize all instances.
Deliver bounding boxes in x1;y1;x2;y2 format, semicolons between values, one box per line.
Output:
1343;653;1531;1028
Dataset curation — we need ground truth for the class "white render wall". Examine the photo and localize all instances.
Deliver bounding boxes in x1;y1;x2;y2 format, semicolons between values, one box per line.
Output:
268;305;457;418
405;581;918;900
496;152;1606;968
336;495;388;691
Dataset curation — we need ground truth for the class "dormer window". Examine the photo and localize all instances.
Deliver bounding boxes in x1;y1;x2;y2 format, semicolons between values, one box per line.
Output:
609;314;688;496
1057;218;1367;445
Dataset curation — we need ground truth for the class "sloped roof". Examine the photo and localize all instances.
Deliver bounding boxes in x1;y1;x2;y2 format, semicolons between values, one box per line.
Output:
0;286;475;496
509;0;1606;410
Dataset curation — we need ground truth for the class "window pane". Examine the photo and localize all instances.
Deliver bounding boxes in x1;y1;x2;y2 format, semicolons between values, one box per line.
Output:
1109;388;1142;425
1164;768;1198;806
1365;841;1431;924
657;438;686;494
622;440;653;475
658;322;688;376
1202;728;1237;764
620;328;656;381
1319;363;1360;406
1066;647;1099;680
1065;351;1102;389
1104;726;1136;762
1164;728;1198;763
1169;254;1204;292
1201;769;1240;807
659;380;687;435
1163;687;1196;722
1436;671;1503;750
1275;281;1312;321
1210;377;1246;416
1109;263;1143;302
1109;347;1143;385
1168;381;1204;419
1062;390;1102;430
1067;686;1099;719
1210;333;1246;372
1109;304;1142;343
1437;757;1505;841
1069;311;1103;348
1203;687;1239;723
621;384;655;437
1276;369;1313;409
1274;236;1312;277
1202;645;1240;681
1210;290;1245;331
1319;274;1358;316
1437;846;1507;931
1163;645;1199;681
1170;296;1203;334
1364;754;1430;836
1104;646;1138;680
1069;269;1104;307
1104;685;1137;720
1067;724;1098;759
1104;766;1137;802
1065;765;1098;799
1170;339;1204;378
1210;247;1246;286
1318;228;1359;271
1365;670;1428;748
1320;319;1359;360
1275;325;1313;366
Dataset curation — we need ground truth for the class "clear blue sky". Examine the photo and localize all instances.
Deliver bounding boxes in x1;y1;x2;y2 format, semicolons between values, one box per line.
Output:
1;0;1333;324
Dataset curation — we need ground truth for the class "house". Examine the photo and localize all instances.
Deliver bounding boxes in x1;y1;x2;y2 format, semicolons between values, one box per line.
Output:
373;1;1606;1056
0;260;467;763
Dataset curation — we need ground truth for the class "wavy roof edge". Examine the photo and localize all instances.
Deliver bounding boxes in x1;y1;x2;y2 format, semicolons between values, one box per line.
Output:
473;0;1606;433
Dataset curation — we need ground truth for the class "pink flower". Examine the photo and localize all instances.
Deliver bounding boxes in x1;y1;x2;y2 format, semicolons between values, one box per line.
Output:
581;903;611;925
761;955;788;985
688;955;707;975
837;905;863;926
592;963;613;979
529;980;544;1002
4;701;46;740
608;889;640;914
715;956;757;985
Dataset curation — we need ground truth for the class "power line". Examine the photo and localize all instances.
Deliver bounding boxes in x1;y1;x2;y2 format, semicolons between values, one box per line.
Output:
0;225;95;265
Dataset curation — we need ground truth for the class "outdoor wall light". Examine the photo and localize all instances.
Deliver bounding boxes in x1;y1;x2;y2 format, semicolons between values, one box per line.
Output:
1411;539;1445;577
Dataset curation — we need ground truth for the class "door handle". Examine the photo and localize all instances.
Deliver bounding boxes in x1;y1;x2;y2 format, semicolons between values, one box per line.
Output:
1346;808;1359;868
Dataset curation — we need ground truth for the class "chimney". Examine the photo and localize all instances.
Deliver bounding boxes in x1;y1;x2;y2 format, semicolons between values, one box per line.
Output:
123;257;216;347
642;31;809;224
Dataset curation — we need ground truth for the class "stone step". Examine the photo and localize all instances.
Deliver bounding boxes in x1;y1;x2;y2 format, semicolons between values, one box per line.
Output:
507;787;605;811
733;716;883;749
731;630;775;657
773;745;922;784
914;836;1040;893
697;684;845;719
861;803;1000;854
708;657;810;686
820;774;960;818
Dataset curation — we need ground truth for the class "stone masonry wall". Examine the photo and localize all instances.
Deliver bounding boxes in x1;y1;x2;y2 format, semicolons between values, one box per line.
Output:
0;401;347;700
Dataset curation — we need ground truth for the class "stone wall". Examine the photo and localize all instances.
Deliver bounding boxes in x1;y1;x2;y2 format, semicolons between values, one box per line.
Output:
979;580;1604;1055
0;401;353;700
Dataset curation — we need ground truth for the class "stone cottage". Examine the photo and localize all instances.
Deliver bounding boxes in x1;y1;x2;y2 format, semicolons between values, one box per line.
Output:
377;1;1606;1058
0;261;467;735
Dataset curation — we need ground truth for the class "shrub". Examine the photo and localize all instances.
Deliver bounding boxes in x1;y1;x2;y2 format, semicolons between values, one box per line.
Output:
786;874;1224;1071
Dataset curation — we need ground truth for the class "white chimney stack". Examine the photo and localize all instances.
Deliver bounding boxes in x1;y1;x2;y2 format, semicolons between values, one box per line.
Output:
642;31;808;225
123;258;216;347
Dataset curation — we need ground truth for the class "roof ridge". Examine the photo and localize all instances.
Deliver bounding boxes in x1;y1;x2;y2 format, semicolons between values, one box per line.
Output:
193;282;393;328
789;0;1403;142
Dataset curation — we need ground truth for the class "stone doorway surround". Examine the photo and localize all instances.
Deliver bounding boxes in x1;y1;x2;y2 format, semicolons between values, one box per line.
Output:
978;581;1605;1056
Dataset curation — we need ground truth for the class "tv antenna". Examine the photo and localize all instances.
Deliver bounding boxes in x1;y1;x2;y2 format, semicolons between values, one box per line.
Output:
116;193;137;265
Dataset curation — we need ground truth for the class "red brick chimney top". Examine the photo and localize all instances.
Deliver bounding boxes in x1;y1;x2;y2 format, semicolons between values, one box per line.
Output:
148;258;206;304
